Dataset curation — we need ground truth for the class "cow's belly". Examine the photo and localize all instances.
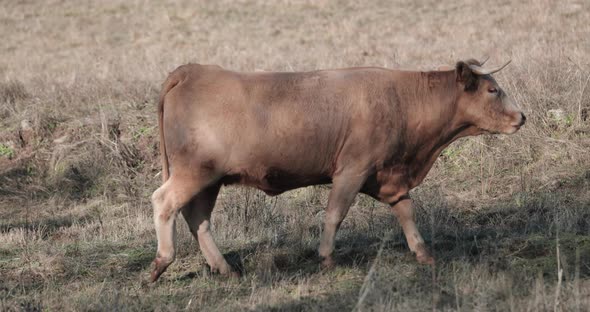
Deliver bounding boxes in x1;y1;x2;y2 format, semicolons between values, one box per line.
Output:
219;165;332;196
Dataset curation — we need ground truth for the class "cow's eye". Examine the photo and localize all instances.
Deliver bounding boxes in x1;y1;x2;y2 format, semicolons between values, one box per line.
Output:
488;87;498;94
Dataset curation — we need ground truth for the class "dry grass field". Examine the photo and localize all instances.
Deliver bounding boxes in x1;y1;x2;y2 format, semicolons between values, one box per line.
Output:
1;0;590;310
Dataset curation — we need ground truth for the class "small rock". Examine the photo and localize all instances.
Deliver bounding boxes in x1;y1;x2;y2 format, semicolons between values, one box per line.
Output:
547;109;565;121
20;119;32;131
550;180;561;190
53;135;69;144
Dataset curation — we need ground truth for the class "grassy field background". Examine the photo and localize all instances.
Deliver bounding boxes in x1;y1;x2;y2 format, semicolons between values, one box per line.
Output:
1;0;589;310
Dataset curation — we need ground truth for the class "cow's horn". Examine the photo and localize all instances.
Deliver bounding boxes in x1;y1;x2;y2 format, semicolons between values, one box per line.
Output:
469;60;511;75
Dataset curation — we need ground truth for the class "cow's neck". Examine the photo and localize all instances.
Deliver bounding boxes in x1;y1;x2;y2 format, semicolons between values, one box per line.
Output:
396;70;478;187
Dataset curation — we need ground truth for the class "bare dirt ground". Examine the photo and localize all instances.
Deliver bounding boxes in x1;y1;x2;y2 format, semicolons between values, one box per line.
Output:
1;0;589;310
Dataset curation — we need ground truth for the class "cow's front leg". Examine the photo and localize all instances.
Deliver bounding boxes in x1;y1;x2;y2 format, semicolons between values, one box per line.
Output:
318;173;366;268
391;198;434;265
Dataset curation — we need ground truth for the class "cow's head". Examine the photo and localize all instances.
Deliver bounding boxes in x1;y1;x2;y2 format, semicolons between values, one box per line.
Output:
455;59;525;134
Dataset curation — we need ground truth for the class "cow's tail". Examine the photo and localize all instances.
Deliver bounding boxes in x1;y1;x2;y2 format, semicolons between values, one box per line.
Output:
157;71;183;182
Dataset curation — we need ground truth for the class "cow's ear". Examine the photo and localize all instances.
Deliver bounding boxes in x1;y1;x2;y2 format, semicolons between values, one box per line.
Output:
456;61;478;92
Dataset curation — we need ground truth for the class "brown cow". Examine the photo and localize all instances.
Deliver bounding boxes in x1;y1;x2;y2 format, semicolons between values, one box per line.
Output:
150;59;525;281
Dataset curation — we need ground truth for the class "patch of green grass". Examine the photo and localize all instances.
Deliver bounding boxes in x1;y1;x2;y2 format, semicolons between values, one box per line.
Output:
46;121;57;132
125;247;154;272
0;143;14;158
565;114;575;127
132;126;153;140
442;146;461;159
0;247;18;268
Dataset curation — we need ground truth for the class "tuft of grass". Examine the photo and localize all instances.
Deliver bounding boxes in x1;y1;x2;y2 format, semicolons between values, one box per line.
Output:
0;80;28;105
132;126;153;140
0;143;14;158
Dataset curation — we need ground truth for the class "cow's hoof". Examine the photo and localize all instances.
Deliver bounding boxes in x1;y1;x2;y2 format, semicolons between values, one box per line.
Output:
320;256;335;269
150;257;171;282
205;263;241;279
414;243;435;265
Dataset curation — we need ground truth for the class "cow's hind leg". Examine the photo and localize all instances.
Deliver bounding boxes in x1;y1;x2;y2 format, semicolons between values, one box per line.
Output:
318;174;366;267
181;183;234;276
151;175;209;282
391;198;434;265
